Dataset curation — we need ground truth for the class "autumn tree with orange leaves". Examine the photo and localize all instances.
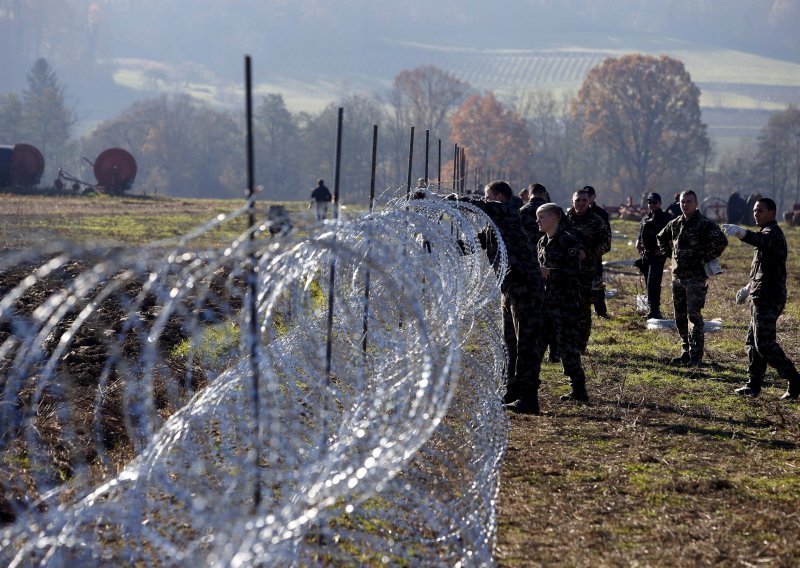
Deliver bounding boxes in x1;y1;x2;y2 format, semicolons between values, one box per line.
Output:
572;54;710;197
450;92;533;180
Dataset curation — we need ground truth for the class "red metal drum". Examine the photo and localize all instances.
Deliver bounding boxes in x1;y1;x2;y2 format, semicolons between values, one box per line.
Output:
94;148;137;193
10;143;45;186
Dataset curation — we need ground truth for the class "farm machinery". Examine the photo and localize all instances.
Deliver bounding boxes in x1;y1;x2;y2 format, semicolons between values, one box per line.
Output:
1;143;137;195
55;148;138;195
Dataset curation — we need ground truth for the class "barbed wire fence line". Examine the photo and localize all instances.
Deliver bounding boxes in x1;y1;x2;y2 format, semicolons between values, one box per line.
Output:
0;175;515;565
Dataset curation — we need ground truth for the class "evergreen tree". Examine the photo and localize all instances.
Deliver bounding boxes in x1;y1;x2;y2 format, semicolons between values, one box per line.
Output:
23;58;75;178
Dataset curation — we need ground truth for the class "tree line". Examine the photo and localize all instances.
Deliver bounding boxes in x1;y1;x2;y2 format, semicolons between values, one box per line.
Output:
1;55;798;210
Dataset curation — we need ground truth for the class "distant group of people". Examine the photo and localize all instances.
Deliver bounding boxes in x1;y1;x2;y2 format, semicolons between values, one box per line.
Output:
452;182;800;415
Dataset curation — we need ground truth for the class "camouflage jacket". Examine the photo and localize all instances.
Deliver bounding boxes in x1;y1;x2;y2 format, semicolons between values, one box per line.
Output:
566;209;611;274
537;226;582;304
462;196;543;290
656;211;728;280
741;220;788;305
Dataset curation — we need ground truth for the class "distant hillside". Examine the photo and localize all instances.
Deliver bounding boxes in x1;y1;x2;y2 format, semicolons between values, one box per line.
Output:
104;35;800;155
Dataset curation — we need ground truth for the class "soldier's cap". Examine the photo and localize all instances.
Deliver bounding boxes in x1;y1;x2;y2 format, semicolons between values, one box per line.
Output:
646;192;662;203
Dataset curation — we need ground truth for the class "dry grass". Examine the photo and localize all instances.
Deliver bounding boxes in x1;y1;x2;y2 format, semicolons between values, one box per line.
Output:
496;220;800;567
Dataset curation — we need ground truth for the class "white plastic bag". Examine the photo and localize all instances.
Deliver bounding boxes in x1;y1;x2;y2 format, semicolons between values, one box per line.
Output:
636;294;649;315
646;318;722;331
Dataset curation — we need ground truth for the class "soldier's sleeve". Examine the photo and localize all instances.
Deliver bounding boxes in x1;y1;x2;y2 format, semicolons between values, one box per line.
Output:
705;222;728;261
741;226;781;253
656;222;672;258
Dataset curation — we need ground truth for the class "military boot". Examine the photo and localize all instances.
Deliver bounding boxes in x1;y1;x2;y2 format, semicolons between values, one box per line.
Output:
502;382;521;405
560;379;589;402
735;379;762;398
504;391;540;415
780;377;800;400
670;352;691;366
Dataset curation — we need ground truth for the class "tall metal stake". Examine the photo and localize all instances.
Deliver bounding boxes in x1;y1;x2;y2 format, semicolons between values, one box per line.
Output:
452;143;458;193
406;127;415;198
244;55;261;512
460;148;466;194
363;125;378;360
437;139;442;188
424;129;430;185
325;107;343;384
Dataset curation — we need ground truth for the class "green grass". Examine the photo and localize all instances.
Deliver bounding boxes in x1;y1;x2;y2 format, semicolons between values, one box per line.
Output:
0;194;318;248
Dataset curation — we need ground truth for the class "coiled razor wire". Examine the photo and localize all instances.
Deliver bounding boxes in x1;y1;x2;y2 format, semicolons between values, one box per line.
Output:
0;189;510;566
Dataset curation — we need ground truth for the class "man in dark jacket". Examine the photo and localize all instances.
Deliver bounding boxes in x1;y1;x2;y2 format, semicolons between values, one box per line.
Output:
665;192;682;218
459;181;545;414
657;190;728;365
635;192;671;319
584;185;612;318
519;183;550;249
567;189;611;352
722;198;800;400
310;179;333;221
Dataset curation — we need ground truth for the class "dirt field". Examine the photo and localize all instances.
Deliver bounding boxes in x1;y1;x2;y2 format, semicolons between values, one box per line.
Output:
2;194;799;565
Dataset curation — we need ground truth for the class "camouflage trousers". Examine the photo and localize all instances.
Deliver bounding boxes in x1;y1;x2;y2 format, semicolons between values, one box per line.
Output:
576;273;594;352
672;275;707;360
501;274;543;394
746;300;800;384
537;298;587;389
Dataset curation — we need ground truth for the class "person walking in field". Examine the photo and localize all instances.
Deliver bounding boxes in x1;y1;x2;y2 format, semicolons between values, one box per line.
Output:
657;190;728;366
310;179;332;221
635;192;671;319
536;202;590;402
722;198;800;400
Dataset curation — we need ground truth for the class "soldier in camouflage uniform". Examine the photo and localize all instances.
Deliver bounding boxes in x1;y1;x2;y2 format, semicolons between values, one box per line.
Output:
722;198;800;400
536;202;590;402
459;181;545;414
657;190;728;365
584;185;612;318
567;189;611;352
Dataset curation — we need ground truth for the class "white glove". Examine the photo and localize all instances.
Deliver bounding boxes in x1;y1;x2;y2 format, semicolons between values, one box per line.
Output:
721;224;746;239
735;285;750;305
